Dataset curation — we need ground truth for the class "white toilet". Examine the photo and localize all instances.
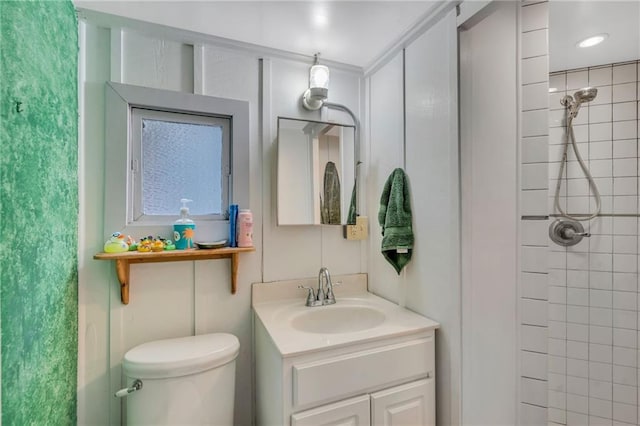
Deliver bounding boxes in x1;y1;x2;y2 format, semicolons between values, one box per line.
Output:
121;333;240;426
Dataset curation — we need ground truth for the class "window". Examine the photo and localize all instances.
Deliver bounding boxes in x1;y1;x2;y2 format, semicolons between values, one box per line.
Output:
105;82;249;240
130;108;230;222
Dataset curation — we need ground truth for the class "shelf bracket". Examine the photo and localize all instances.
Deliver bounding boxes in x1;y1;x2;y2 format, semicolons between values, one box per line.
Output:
115;260;130;304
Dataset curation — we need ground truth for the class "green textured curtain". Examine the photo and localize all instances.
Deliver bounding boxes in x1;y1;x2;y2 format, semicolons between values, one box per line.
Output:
0;0;78;423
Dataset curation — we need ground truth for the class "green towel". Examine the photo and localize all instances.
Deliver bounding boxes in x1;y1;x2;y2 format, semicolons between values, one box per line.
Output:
378;168;413;274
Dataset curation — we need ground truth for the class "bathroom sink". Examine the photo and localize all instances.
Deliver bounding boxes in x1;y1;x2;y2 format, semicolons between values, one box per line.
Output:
290;305;386;334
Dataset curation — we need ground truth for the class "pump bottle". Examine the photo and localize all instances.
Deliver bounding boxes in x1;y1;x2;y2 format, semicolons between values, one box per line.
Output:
174;199;195;250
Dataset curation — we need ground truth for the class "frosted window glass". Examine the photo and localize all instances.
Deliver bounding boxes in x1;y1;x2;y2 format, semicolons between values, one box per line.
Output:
141;119;223;215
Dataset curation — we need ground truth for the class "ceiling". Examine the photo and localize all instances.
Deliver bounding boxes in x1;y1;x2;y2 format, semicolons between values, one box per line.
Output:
73;1;439;68
549;0;640;72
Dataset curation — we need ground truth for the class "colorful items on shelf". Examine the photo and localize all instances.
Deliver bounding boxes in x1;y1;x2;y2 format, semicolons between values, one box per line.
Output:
104;233;178;253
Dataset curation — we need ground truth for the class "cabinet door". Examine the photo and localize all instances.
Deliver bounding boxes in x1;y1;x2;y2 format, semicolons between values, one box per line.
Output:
291;395;371;426
370;378;434;426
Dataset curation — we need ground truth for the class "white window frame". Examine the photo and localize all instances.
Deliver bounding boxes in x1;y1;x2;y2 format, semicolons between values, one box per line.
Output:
130;108;231;224
105;82;250;241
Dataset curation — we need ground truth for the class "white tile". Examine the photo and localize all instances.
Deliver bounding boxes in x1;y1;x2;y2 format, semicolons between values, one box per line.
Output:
568;270;588;287
522;298;548;326
522;272;548;300
549;269;566;286
590;307;613;327
522;246;549;273
593;178;613;196
590;343;613;363
590;66;612;87
613;196;638;215
549;355;567;375
521;324;548;352
522;136;548;163
567;287;589;306
613;328;636;349
613;365;637;386
549;391;566;412
522;29;548;59
590;361;613;382
523;56;549;85
613;291;638;311
590;122;613;142
523;109;549;137
590;159;613;178
567;358;588;378
568;340;588;360
591;289;613;307
573;124;589;142
549;303;567;322
590;141;613;160
522;220;549;246
613;346;636;367
613;273;636;292
613;63;637;85
590;379;613;400
550;73;566;93
522;190;549;216
567;323;588;342
548;108;565;128
613;310;636;329
522;1;548;32
567;375;589;395
567;305;588;324
613;121;637;140
613;217;638;235
521;377;547;407
590;253;613;272
613;140;637;159
548;337;566;356
567;251;589;270
613;102;637;122
613;83;637;103
613;159;636;177
523;82;548;111
590;103;612;123
590;271;612;289
613;254;637;273
613;236;637;254
589;397;613;419
590;325;613;345
613;384;636;405
567;70;589;91
567;393;588;414
613;402;637;424
614;177;637;196
567;411;588;425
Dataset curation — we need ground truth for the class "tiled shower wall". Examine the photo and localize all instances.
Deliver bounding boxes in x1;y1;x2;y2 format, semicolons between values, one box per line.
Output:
544;61;640;425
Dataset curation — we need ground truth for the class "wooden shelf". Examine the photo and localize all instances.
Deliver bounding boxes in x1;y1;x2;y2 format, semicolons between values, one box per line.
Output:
94;247;255;305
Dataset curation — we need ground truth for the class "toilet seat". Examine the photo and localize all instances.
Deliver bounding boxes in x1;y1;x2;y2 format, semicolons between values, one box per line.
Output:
123;333;240;379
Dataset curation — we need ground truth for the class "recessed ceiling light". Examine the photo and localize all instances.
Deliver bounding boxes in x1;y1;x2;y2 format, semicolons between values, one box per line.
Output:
549;87;558;93
577;34;608;48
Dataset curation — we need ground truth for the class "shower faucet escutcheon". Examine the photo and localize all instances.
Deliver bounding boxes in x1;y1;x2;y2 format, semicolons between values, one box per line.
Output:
549;219;591;247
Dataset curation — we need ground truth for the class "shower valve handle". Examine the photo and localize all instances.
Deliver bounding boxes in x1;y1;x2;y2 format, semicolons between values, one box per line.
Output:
562;228;590;238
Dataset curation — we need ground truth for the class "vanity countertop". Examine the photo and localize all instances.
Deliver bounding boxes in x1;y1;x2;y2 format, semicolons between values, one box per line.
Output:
252;274;439;357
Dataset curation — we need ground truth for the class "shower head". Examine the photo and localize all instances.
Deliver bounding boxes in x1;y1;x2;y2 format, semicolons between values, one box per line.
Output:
574;87;597;104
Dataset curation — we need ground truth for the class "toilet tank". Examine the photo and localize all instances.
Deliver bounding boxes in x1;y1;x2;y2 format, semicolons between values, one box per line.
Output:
122;333;240;426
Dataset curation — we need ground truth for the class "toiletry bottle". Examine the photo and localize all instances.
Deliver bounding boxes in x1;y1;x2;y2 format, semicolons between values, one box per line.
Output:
229;204;238;247
174;199;195;250
237;209;253;248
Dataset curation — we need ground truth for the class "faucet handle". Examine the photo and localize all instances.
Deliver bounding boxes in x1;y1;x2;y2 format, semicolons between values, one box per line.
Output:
298;285;316;306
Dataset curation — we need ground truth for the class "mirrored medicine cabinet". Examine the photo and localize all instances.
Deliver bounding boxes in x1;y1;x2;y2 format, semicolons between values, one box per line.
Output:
277;117;356;226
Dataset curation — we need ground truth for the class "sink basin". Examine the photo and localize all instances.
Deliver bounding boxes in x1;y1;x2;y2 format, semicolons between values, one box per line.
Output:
290;305;386;334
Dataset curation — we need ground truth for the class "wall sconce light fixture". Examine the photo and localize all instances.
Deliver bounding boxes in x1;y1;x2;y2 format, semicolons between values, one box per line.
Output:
302;53;330;110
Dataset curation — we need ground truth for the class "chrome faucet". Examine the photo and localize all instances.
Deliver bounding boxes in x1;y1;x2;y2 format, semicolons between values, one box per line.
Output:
298;267;337;307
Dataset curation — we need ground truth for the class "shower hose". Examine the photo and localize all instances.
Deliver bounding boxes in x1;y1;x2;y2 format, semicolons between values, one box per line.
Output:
552;113;601;221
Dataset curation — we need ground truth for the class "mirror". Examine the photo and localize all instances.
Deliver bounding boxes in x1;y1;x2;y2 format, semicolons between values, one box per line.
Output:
277;117;356;225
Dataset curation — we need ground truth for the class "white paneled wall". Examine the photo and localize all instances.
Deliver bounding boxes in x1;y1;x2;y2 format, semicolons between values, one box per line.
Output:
366;8;461;426
546;60;640;426
78;18;363;425
519;1;550;425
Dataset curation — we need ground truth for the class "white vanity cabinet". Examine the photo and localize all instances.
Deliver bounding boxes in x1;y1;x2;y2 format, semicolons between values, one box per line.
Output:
252;275;439;426
255;318;436;425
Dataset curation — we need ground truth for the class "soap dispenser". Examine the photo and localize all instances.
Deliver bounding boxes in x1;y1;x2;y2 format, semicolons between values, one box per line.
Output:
174;198;195;250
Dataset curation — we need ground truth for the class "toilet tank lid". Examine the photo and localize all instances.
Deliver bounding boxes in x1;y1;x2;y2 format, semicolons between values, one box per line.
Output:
123;333;240;379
